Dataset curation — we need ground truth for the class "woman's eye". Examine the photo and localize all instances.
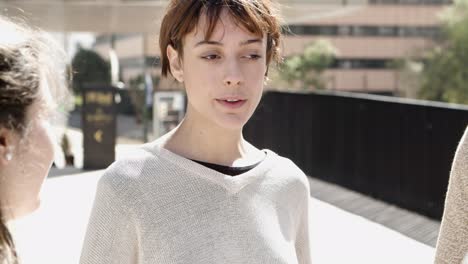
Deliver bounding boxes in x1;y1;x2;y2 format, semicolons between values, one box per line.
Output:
245;54;262;60
201;54;220;60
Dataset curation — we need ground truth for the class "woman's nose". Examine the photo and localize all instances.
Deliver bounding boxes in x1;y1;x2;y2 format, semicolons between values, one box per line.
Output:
223;60;244;87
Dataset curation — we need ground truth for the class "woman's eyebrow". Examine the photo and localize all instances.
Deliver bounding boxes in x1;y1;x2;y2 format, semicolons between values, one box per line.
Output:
194;38;263;47
194;40;222;47
240;39;263;46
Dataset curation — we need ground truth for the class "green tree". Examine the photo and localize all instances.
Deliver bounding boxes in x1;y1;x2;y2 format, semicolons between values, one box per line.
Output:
71;46;111;92
279;39;336;90
418;0;468;104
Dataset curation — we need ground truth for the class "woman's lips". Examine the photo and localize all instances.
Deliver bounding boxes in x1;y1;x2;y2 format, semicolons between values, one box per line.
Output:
215;99;247;109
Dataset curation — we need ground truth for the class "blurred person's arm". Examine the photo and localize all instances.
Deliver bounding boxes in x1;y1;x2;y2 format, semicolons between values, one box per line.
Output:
80;173;139;264
434;126;468;264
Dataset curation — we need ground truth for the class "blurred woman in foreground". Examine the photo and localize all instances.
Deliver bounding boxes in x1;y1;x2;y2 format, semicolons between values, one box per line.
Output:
0;16;68;263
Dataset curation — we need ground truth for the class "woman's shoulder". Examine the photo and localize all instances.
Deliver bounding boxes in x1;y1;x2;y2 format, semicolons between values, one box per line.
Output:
449;126;468;199
98;141;167;191
454;127;468;174
266;151;305;174
448;126;468;188
265;150;309;186
261;151;311;205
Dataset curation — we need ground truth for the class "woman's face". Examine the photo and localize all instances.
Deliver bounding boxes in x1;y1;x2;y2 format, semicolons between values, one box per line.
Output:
0;83;56;220
169;9;267;131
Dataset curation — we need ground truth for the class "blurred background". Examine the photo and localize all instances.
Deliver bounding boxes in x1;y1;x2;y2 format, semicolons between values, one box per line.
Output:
1;0;467;263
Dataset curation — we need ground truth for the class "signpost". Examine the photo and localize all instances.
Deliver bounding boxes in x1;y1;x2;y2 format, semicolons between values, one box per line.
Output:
82;85;117;170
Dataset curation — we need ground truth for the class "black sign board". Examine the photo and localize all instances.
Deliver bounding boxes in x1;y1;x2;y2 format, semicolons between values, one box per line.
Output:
82;86;117;170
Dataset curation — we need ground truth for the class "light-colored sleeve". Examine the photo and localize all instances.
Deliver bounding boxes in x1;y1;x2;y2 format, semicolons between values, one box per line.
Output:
295;182;313;264
80;175;139;264
434;126;468;264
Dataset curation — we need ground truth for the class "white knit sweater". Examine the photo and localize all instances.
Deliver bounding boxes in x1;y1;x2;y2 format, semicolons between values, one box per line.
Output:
80;138;312;264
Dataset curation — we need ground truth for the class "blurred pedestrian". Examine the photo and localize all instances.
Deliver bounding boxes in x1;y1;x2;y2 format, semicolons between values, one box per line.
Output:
434;126;468;264
81;0;312;263
0;16;68;263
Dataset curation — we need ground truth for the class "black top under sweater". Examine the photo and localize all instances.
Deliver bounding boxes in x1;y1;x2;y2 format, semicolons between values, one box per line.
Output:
190;152;266;176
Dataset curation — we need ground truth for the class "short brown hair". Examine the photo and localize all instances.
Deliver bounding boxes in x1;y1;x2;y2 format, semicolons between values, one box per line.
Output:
159;0;282;78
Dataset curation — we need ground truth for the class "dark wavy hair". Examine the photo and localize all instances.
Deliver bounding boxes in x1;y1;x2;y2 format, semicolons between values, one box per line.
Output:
0;15;68;263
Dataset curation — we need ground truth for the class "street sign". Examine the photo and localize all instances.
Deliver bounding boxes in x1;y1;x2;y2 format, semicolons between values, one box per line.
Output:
82;86;117;170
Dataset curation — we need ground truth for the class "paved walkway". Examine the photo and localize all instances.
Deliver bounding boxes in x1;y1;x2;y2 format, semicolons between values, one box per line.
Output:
307;177;441;247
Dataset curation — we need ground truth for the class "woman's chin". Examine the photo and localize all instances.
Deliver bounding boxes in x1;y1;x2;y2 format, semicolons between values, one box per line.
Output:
214;114;249;131
5;198;41;222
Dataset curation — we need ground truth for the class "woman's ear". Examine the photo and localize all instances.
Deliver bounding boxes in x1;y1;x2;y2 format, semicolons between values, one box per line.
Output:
167;45;184;83
0;128;16;166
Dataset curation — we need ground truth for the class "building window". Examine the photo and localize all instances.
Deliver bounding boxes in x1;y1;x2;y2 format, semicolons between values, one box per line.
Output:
378;26;398;36
338;26;352;36
286;24;440;39
330;59;390;69
369;0;452;4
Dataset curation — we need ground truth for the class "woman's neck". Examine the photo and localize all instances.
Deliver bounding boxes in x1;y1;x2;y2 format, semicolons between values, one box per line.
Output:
162;110;262;167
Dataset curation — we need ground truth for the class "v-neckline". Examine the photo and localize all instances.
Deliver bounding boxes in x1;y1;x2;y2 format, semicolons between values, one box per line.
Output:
143;139;277;195
190;152;265;176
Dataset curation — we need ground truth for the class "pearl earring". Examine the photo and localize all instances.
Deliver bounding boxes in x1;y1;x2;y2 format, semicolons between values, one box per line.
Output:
5;151;12;161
